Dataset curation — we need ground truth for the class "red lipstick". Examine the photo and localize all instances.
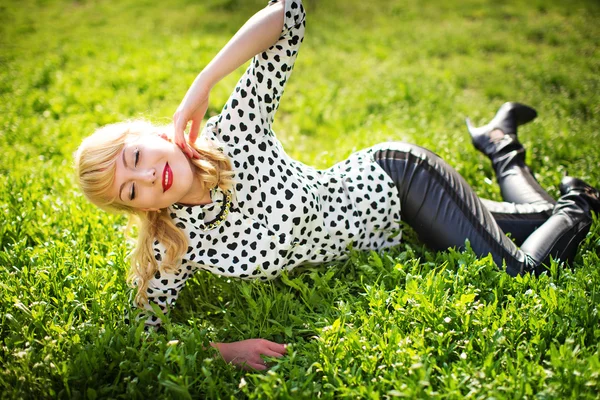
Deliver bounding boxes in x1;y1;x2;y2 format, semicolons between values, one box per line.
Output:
162;162;173;192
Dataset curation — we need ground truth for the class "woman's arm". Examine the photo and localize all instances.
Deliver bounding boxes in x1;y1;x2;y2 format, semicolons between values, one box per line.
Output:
173;0;286;157
195;1;285;93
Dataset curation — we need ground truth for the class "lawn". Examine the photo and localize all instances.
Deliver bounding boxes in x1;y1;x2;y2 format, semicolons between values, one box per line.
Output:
1;0;600;398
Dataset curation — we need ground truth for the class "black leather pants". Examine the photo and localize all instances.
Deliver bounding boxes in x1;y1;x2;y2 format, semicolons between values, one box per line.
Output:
373;143;593;276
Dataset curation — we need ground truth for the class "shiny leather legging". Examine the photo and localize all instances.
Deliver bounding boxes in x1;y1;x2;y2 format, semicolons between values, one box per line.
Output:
374;143;593;276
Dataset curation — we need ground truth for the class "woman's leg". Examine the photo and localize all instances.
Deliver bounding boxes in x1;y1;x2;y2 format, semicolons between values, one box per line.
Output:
466;102;555;206
467;102;557;244
480;199;554;246
373;143;598;276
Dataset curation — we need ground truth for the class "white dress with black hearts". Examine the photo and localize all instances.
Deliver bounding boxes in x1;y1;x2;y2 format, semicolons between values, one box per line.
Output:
142;0;403;327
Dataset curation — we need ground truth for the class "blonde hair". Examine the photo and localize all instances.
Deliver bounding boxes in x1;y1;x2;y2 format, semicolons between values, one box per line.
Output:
74;120;235;306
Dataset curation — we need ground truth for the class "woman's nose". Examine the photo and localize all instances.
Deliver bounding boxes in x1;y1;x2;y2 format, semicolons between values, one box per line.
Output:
135;168;156;185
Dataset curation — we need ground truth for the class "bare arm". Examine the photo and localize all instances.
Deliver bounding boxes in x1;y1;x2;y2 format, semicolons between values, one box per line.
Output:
173;0;286;156
194;1;285;92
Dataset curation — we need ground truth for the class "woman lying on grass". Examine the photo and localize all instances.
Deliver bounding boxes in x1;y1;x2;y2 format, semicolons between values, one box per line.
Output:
75;0;599;370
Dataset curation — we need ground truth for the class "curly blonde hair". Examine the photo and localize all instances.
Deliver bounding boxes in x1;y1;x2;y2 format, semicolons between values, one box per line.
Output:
74;120;235;306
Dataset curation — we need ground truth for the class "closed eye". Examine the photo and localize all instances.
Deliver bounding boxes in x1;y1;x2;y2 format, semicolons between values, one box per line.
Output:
129;148;139;201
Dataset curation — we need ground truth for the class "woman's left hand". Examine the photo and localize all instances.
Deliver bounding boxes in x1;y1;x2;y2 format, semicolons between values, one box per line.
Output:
211;339;288;371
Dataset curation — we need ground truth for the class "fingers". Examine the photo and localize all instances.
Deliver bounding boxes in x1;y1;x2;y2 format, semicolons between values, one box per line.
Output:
187;144;201;160
179;142;193;159
173;117;202;159
245;354;278;371
189;119;201;144
173;114;186;142
175;134;196;160
173;113;190;153
260;348;285;359
174;138;191;158
266;341;287;355
246;362;267;371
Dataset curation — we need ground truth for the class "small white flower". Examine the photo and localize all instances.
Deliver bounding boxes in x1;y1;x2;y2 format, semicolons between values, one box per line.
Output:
14;351;27;358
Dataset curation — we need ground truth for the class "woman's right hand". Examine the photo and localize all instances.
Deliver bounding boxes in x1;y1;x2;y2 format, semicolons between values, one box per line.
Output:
172;0;286;159
173;80;211;159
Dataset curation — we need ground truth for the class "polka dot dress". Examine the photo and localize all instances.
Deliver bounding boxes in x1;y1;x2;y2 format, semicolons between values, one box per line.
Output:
142;0;403;326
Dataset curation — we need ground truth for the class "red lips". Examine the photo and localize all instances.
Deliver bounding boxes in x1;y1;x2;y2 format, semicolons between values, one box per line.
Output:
162;162;173;192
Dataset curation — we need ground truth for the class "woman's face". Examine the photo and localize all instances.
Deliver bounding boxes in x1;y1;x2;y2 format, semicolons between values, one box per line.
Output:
110;134;195;211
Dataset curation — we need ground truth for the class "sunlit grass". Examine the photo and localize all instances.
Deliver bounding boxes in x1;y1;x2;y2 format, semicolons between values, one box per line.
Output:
1;0;599;397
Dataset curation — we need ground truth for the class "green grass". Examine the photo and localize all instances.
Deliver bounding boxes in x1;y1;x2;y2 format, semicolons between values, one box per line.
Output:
1;0;600;397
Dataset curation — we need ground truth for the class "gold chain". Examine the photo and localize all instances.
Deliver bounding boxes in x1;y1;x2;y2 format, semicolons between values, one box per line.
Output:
197;191;232;231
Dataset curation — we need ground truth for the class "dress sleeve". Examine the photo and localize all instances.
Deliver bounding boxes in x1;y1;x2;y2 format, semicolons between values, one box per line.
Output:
219;0;306;135
137;243;200;328
137;217;298;328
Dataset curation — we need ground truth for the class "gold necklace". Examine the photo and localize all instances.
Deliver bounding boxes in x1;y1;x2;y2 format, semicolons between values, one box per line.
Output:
197;191;232;231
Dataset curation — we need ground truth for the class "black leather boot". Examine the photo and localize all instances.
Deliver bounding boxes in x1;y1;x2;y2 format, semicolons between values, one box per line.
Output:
559;176;600;214
519;175;599;274
465;102;537;156
465;102;553;205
